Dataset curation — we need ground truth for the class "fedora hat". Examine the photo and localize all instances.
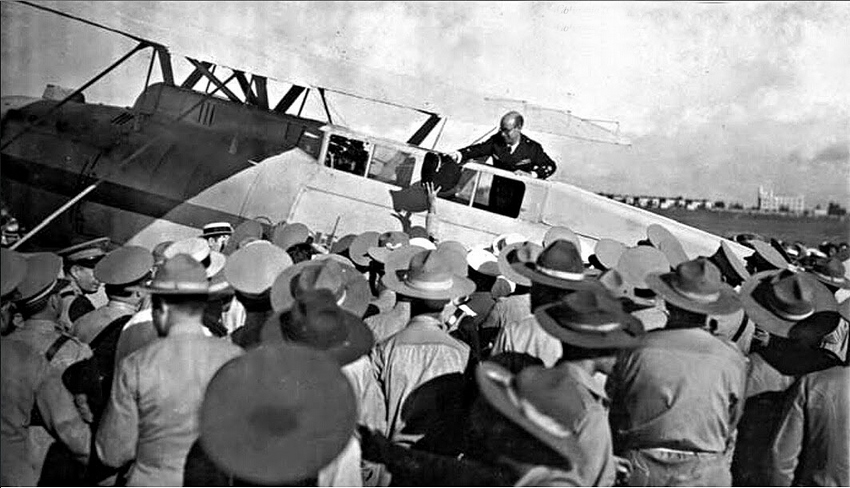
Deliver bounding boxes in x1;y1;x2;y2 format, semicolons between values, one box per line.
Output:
534;288;645;349
261;289;374;365
222;220;265;256
806;257;850;289
57;237;110;266
543;226;581;252
15;253;65;305
348;231;380;267
224;241;293;296
509;240;597;291
646;258;741;315
475;362;584;464
646;224;689;267
368;231;410;263
593;238;627;271
164;238;226;278
199;344;356;485
435;241;468;277
94;246;154;286
128;254;209;295
383;248;475;301
499;241;544;287
271;258;370;318
201;222;233;238
272;222;312;251
710;240;751;283
421;152;462;196
1;248;28;298
740;269;838;338
330;233;358;256
467;246;501;277
750;239;790;271
492;233;526;257
389;186;429;214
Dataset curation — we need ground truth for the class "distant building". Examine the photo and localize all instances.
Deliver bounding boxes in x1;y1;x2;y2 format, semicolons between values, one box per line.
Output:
758;186;805;214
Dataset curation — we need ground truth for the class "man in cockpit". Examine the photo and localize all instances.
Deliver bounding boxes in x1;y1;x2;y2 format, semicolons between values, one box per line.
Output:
449;111;557;217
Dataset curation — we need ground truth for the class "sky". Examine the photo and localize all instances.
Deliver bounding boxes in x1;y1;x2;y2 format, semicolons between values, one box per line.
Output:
2;1;849;208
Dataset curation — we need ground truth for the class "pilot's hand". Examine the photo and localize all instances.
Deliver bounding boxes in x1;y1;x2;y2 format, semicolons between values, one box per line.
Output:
513;170;534;177
448;150;463;164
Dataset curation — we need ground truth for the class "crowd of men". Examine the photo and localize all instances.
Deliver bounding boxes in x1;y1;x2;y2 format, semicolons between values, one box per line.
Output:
2;197;848;486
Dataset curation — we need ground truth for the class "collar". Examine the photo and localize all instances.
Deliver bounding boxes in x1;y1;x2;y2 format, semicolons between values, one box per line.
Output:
23;318;62;333
407;314;444;329
557;361;610;404
167;321;207;336
106;300;139;314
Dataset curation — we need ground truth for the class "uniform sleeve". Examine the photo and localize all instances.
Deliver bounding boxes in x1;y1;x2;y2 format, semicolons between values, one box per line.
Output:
530;142;557;179
35;372;91;463
458;136;497;162
95;356;139;468
767;378;806;486
353;360;388;436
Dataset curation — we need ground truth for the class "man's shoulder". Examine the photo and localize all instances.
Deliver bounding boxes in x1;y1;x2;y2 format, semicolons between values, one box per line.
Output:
519;134;544;150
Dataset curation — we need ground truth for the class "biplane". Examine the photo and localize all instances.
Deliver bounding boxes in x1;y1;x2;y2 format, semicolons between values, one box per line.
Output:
1;1;750;261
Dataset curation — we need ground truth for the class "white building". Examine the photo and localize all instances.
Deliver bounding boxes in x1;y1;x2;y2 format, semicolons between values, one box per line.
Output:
758;186;805;214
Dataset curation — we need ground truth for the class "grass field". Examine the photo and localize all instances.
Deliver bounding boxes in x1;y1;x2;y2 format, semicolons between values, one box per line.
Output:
647;208;848;247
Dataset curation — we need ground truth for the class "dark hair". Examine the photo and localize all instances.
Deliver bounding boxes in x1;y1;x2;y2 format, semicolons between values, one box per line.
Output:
286;242;316;264
558;342;618;362
153;294;207;315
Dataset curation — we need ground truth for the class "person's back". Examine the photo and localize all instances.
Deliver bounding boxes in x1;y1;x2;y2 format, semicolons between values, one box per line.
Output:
769;365;849;487
608;328;747;453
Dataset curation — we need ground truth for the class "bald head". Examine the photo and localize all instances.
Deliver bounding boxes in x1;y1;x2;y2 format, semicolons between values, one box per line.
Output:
499;111;524;145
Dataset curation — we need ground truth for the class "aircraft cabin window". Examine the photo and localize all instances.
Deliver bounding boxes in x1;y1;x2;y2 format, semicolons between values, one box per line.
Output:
449;168;526;218
327;134;369;176
368;145;415;187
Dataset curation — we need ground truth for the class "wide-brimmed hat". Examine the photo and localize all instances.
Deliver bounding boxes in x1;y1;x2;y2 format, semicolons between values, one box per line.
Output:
750;239;790;271
509;240;598;291
199;344;356;485
740;269;838;338
492;233;526;257
475;362;583;464
543;226;581;253
647;224;689;267
348;231;380;267
646;258;741;315
534;288;645;348
499;241;544;287
94;246;154;286
272;222;312;252
15;253;65;305
270;258;370;317
224;241;293;296
222;220;265;256
383;248;475;300
128;254;209;295
164;238;226;278
1;248;28;298
201;222;233;238
467;246;501;277
616;246;670;292
593;238;627;271
805;257;850;289
57;237;110;266
435;241;468;277
330;233;358;256
368;231;410;263
710;240;751;283
311;252;355;268
261;289;374;365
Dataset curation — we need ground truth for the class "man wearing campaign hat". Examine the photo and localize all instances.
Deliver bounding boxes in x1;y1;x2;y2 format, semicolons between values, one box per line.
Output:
480;241;538;337
607;258;747;486
95;255;243;486
57;237;110;328
200;221;233;253
374;248;475;449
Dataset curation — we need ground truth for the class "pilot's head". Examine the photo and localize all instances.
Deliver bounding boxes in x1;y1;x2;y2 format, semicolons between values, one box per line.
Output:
499;111;524;146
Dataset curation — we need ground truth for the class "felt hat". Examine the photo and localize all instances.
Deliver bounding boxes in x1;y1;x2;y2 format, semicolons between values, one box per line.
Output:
201;222;233;238
272;222;312;251
646;224;689;267
806;257;850;289
330;233;358;256
434;241;468;277
261;289;374;365
224;241;293;296
534;288;645;349
15;253;65;305
1;248;28;298
616;246;670;292
475;362;585;464
223;220;265;256
646;258;741;315
199;344;356;485
543;226;581;253
348;231;380;267
389;186;429;213
271;258;370;318
164;238;226;278
499;241;544;287
128;254;209;295
709;240;751;283
509;240;598;291
421;152;463;196
593;238;627;271
740;269;839;338
94;246;154;286
467;246;501;277
57;237;110;266
368;231;410;263
492;233;526;257
750;239;790;271
311;252;355;268
383;248;475;300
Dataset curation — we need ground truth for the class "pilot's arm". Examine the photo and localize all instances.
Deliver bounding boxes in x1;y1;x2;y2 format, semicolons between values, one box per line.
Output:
449;135;500;165
525;140;557;179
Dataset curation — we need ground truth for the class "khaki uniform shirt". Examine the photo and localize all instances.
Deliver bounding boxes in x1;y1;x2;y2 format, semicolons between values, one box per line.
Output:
492;314;562;367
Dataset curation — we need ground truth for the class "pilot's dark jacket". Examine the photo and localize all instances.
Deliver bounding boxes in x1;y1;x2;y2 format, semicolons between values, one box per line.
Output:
458;134;557;217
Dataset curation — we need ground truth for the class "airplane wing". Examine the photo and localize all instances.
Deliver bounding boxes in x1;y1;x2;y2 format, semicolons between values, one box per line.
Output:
25;1;630;146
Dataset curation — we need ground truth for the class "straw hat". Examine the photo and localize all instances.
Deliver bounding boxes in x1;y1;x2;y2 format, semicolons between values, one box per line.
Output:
201;222;233;238
164;238;226;278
